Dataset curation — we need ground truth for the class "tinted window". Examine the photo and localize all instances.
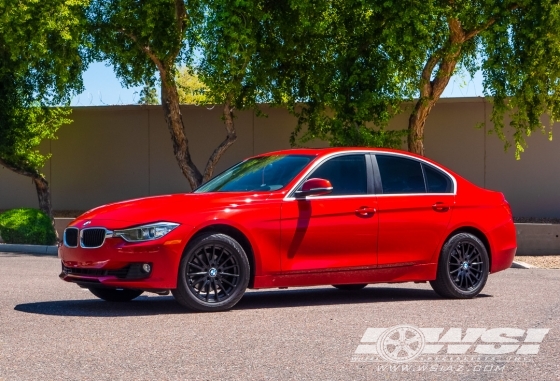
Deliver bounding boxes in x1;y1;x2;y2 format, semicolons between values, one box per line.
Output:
376;155;426;194
195;155;314;192
423;164;453;193
306;154;367;196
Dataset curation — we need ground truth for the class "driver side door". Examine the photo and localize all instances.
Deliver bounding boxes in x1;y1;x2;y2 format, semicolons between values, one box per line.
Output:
280;153;378;273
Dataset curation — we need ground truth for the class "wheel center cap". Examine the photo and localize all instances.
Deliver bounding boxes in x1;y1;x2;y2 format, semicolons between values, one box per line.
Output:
462;262;469;270
208;268;218;277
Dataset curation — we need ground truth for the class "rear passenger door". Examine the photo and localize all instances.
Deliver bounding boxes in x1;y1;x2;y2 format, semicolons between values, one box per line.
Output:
374;154;455;266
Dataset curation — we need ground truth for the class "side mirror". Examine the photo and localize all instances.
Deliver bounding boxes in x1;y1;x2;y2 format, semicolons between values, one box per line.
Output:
295;178;333;198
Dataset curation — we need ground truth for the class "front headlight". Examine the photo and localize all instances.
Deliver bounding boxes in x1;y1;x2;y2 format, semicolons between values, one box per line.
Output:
113;222;179;242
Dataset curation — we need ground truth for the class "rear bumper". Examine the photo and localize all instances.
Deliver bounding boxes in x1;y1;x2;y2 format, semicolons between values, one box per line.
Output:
58;237;185;290
489;221;517;273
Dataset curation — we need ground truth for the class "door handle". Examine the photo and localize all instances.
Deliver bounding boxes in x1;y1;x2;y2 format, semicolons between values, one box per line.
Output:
432;202;450;212
356;206;376;216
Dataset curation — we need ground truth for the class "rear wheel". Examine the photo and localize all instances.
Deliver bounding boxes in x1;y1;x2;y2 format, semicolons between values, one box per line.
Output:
172;233;250;312
88;287;143;302
332;284;367;291
430;233;489;299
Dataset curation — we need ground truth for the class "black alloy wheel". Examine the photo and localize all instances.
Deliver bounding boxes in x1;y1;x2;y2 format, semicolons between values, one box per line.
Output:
332;284;368;291
88;287;143;302
430;232;489;299
172;233;250;312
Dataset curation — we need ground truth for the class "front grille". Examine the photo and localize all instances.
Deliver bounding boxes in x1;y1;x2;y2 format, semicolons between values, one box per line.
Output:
64;228;79;247
81;228;106;248
61;263;150;279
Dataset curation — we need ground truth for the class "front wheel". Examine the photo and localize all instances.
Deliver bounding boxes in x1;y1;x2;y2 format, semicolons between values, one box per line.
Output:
172;233;250;312
430;233;489;299
88;287;143;302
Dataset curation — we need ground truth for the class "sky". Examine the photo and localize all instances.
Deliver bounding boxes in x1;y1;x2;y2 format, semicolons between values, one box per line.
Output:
70;61;486;106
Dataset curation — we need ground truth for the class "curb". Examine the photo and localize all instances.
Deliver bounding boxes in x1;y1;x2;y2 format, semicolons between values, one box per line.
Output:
511;261;536;269
0;244;58;256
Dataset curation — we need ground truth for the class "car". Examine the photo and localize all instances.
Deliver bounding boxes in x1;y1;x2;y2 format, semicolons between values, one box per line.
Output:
59;147;517;311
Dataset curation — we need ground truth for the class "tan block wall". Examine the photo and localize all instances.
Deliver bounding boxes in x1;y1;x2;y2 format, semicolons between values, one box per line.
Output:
0;99;559;217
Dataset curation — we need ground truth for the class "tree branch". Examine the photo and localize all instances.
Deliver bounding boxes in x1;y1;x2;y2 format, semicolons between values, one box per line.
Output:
420;55;440;97
118;28;164;72
202;99;238;182
0;157;38;179
170;0;188;59
464;3;519;40
175;0;187;35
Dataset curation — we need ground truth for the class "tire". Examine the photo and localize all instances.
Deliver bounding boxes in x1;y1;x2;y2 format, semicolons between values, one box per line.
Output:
88;287;143;302
332;284;367;291
430;232;489;299
172;233;250;312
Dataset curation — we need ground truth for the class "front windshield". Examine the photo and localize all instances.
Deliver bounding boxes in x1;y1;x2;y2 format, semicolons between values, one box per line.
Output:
194;155;315;193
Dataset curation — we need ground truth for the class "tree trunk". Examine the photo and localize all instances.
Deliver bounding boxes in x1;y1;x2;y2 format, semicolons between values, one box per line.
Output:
202;100;237;182
408;18;465;156
160;75;203;190
32;175;57;240
159;74;238;189
408;99;437;156
0;157;57;240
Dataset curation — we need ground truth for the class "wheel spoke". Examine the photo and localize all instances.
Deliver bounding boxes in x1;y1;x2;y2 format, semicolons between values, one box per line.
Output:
215;247;227;266
219;272;239;277
220;277;236;287
188;262;205;271
216;278;230;296
211;281;219;301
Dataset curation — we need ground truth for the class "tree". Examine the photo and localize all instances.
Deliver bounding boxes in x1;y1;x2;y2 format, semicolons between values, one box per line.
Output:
401;0;560;157
261;0;420;149
89;0;282;186
137;80;160;105
271;1;560;158
89;0;207;189
193;0;277;179
176;68;208;105
0;0;88;225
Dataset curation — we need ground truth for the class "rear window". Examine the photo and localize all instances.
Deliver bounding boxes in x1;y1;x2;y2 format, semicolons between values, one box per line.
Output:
423;164;453;193
376;155;426;194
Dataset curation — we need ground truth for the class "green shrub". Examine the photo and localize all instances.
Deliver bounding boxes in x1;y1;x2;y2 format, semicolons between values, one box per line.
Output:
0;208;56;245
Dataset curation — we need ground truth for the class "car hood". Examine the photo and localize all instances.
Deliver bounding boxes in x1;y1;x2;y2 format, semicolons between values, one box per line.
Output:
71;192;278;228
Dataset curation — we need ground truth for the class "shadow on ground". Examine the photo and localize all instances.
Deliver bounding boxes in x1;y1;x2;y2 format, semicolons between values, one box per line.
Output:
14;286;491;317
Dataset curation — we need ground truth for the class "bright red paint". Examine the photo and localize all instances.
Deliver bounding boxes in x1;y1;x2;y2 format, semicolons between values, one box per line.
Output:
59;148;516;292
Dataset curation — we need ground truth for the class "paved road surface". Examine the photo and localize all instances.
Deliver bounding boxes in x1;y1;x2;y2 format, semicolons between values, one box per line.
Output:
0;253;558;381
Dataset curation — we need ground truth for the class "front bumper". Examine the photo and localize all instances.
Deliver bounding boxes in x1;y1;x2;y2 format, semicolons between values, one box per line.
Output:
58;235;186;290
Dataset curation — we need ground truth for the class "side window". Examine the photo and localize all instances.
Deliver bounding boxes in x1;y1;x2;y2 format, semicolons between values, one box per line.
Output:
307;154;367;196
423;164;453;193
376;155;426;194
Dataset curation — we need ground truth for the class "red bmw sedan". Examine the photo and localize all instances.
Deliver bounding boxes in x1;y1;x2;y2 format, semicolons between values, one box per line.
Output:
59;148;516;311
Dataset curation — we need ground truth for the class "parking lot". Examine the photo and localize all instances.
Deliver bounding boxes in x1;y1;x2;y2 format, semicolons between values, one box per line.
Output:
0;252;559;381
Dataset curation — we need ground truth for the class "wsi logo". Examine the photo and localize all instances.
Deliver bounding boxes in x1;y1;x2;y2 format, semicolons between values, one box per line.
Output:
354;325;550;363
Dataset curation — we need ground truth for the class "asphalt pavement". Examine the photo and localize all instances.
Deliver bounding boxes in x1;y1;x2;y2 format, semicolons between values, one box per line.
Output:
0;252;558;381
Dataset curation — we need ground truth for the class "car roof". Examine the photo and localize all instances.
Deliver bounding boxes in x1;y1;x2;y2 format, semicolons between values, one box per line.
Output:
254;147;428;161
252;147;462;180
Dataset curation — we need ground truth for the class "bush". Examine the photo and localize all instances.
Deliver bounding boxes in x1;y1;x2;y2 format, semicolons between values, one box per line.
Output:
0;208;56;245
